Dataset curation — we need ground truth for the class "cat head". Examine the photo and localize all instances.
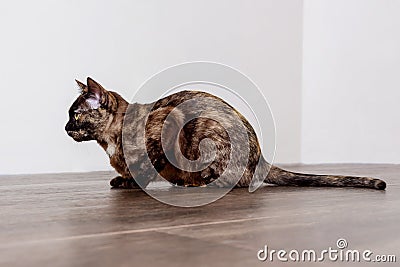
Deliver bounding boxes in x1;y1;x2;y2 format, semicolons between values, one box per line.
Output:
65;77;120;142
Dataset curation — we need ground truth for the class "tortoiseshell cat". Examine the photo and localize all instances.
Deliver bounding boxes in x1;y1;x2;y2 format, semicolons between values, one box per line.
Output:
65;77;386;190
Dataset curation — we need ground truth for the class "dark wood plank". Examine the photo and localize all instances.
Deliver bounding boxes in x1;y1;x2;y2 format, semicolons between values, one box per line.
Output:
0;164;399;266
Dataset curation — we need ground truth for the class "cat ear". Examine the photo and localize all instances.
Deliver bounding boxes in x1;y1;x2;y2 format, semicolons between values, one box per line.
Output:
75;79;87;93
85;77;105;109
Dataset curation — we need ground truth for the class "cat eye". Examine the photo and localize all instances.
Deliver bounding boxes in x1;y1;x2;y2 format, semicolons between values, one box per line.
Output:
74;113;81;120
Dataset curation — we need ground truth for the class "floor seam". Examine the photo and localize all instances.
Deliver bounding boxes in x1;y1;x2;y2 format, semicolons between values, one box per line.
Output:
1;215;279;248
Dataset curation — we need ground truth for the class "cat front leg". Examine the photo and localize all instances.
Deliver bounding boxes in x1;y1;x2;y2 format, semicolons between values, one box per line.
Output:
109;152;141;188
110;160;155;189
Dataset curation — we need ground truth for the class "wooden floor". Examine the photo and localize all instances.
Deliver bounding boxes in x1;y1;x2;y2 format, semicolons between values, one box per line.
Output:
1;164;399;266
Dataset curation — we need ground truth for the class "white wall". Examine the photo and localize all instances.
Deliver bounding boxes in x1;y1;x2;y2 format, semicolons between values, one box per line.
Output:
0;0;303;174
302;0;400;163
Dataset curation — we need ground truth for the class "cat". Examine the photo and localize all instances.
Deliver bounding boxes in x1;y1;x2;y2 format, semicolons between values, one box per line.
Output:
65;77;386;190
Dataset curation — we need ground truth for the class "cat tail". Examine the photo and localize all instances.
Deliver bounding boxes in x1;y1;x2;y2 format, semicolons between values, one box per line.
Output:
265;166;386;190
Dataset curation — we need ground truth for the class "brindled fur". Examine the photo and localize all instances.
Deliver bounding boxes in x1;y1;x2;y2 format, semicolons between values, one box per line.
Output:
65;78;386;190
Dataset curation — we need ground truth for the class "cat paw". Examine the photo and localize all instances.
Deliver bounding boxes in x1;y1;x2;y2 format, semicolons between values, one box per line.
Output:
110;176;124;188
110;176;140;189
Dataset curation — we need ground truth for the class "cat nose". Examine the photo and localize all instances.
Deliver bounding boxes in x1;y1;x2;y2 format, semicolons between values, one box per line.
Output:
65;121;73;132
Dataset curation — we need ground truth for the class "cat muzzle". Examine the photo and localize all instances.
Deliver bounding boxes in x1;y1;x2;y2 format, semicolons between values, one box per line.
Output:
65;123;84;141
